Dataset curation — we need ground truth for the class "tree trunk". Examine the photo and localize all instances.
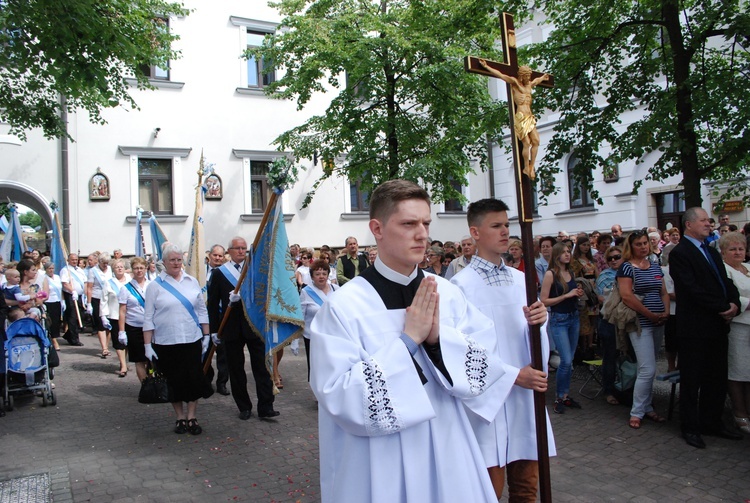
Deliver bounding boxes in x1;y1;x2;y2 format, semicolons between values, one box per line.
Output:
662;0;702;207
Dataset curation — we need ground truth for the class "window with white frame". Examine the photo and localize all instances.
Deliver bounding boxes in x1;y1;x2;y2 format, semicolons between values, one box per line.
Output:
443;179;465;212
139;18;171;80
350;180;369;212
567;153;594;208
119;146;191;218
230;17;278;91
138;159;173;214
250;160;272;213
247;31;275;88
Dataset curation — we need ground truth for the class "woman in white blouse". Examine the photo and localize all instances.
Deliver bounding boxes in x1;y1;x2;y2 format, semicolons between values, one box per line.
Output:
299;259;338;381
143;244;210;436
107;259;131;377
720;232;750;434
86;252;113;358
42;262;63;350
117;257;150;382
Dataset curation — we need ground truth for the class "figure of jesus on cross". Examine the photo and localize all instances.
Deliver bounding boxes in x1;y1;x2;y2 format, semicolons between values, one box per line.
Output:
478;59;549;179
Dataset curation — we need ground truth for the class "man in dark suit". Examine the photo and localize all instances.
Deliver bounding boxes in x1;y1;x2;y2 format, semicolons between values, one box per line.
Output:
206;244;229;396
669;207;742;448
208;236;278;420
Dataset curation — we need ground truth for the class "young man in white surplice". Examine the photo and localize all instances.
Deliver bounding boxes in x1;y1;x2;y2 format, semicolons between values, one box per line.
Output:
310;179;516;503
452;198;555;502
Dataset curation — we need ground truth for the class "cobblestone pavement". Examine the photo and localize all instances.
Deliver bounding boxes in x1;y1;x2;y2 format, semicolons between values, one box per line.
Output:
1;339;749;502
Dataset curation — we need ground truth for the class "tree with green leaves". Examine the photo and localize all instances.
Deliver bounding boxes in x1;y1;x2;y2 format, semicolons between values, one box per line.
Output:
254;0;527;206
524;0;750;208
0;0;189;140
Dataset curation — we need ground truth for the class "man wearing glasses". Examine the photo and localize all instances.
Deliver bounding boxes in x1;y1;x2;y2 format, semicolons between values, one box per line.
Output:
207;236;278;420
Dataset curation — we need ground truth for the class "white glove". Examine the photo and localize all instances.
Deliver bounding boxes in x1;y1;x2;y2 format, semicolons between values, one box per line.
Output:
71;291;79;301
144;343;158;361
85;304;93;315
102;316;112;330
229;292;242;304
118;331;128;345
201;335;210;355
211;333;221;346
290;337;300;356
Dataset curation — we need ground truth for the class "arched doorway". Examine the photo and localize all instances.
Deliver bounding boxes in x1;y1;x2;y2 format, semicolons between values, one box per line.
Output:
0;180;54;231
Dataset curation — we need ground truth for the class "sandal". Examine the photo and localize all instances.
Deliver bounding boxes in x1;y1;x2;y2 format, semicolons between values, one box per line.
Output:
174;419;187;434
187;418;202;435
100;350;110;359
628;417;641;429
605;395;620;405
274;378;284;389
644;411;666;423
117;370;127;378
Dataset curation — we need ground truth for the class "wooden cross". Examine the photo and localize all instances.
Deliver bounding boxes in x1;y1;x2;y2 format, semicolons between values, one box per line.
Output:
465;12;554;503
465;12;553;223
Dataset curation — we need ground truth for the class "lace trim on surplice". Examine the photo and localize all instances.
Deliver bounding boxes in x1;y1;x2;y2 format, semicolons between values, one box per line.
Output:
463;334;488;395
363;358;402;435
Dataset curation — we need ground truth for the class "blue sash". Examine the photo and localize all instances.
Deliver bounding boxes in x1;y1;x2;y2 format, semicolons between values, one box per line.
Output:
46;276;66;314
302;285;325;306
219;263;239;288
155;276;201;329
108;278;123;295
124;282;145;308
69;268;85;291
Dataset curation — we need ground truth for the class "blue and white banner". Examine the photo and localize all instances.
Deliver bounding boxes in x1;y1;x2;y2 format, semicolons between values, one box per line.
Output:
149;214;169;260
50;207;68;274
240;193;303;371
0;204;27;262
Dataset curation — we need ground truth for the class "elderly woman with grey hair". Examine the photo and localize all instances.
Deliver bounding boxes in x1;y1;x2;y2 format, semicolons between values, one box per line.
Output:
86;251;113;358
424;245;447;277
720;232;750;434
143;243;210;435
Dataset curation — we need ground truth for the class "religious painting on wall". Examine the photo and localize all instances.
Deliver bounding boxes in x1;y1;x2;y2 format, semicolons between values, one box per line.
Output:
89;168;110;201
205;173;223;200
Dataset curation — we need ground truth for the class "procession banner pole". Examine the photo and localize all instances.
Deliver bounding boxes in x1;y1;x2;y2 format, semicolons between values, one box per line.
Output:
203;191;279;374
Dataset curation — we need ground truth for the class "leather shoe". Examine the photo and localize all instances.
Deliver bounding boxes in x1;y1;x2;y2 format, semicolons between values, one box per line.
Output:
216;384;230;396
682;432;706;449
239;410;253;420
702;426;743;440
258;409;280;419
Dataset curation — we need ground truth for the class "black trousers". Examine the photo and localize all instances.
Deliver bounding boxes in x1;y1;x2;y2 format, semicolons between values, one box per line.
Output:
62;292;83;343
224;328;274;414
678;335;729;434
45;301;62;339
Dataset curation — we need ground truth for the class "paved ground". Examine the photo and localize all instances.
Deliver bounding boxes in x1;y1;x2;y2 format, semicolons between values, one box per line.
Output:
1;337;749;502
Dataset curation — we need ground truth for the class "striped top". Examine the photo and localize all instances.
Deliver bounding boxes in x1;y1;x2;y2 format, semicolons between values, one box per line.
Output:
616;261;665;328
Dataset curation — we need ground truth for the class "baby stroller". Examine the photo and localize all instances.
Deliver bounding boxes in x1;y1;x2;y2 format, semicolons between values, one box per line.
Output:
3;317;56;410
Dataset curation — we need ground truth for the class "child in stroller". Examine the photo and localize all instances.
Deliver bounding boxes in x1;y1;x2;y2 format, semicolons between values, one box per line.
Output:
3;314;57;411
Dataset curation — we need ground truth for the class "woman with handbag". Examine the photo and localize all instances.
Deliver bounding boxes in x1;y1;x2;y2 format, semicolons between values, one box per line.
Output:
541;242;585;414
117;257;151;382
143;244;210;435
617;230;669;429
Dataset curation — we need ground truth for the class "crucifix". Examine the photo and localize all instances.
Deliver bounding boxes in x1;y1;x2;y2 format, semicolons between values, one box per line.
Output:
465;12;554;503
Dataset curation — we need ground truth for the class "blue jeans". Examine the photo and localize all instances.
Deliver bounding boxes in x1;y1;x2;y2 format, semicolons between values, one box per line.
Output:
628;325;664;418
550;311;580;398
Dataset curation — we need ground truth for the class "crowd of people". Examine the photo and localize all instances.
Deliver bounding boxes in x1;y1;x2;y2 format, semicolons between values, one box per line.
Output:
0;197;748;499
